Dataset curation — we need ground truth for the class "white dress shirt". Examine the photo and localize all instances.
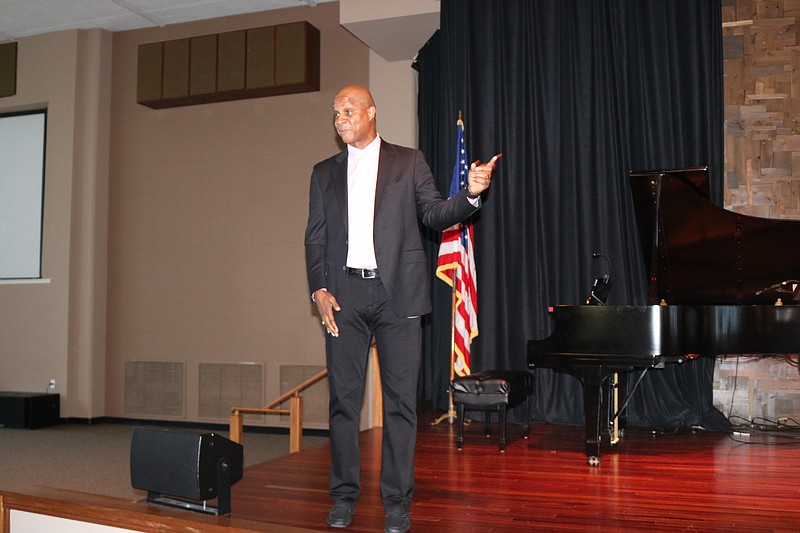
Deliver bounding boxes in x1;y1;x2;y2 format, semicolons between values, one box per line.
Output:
346;135;381;269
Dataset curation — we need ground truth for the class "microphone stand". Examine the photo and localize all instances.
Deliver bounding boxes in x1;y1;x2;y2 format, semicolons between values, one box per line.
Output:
755;279;799;296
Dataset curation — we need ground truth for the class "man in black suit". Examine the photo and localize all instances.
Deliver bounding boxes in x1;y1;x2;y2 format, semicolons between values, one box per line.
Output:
305;85;499;533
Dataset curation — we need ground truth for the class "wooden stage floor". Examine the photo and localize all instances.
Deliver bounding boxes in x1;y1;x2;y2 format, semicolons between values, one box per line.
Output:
231;411;800;532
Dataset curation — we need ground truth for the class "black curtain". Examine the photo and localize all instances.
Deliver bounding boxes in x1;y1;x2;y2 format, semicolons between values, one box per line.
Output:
414;0;728;430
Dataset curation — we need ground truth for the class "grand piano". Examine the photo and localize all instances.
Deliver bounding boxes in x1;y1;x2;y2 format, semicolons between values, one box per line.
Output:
527;167;800;465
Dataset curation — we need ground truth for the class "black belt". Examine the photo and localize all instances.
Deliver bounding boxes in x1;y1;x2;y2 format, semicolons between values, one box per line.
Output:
346;267;379;279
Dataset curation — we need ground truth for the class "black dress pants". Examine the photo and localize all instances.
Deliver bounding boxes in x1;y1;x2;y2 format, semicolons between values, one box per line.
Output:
325;272;421;510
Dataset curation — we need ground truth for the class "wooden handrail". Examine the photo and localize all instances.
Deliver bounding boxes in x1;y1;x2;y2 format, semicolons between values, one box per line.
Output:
229;369;328;453
264;369;328;410
229;344;382;454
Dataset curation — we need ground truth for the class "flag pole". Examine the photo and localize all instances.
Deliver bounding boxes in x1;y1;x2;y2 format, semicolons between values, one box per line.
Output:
432;109;473;427
432;264;459;426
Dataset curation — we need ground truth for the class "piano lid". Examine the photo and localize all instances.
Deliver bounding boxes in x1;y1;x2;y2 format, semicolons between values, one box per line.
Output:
629;167;800;305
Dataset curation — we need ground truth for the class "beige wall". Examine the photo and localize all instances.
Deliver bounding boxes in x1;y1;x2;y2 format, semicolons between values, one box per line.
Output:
369;51;419;148
0;29;111;419
70;29;113;420
105;2;367;426
0;1;425;426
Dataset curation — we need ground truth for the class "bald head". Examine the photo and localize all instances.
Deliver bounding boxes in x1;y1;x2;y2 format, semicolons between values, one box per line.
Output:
333;85;377;149
335;85;375;108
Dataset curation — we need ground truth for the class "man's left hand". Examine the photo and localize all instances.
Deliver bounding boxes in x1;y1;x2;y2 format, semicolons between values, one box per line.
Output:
467;153;502;197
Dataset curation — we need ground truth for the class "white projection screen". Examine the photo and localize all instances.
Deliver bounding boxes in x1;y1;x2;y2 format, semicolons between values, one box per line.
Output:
0;110;46;279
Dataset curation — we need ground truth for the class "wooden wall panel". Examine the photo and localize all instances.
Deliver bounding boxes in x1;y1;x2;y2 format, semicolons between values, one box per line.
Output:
0;42;17;98
136;21;319;109
217;30;246;92
276;23;308;86
190;34;217;96
136;42;163;104
720;0;800;426
246;26;275;89
724;0;800;218
161;38;190;100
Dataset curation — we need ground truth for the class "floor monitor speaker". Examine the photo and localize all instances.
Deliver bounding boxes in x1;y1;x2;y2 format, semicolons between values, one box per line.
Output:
130;426;243;514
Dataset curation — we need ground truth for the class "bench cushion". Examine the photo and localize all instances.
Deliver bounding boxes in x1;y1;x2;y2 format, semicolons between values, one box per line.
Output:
452;370;533;407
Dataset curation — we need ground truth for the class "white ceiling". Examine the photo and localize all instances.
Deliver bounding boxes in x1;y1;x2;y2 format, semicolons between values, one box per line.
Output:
0;0;336;43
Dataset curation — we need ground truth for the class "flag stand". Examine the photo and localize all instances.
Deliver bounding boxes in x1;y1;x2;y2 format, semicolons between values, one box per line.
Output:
432;279;459;425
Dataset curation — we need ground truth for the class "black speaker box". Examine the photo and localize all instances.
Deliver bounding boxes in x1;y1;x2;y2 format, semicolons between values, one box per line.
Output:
130;426;243;503
0;392;60;429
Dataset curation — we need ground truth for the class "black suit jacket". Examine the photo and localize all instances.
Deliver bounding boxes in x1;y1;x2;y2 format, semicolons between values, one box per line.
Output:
305;140;480;318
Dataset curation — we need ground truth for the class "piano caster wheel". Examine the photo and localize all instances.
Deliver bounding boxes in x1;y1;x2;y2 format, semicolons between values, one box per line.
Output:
588;456;600;467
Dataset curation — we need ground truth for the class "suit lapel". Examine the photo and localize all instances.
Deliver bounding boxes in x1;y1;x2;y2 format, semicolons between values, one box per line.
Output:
375;141;396;215
332;150;348;232
334;141;394;237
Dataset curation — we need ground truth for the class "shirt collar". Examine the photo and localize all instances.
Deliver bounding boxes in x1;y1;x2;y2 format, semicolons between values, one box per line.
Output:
347;134;381;161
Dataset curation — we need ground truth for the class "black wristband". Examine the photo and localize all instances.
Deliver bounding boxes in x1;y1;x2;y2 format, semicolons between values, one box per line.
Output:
465;187;480;199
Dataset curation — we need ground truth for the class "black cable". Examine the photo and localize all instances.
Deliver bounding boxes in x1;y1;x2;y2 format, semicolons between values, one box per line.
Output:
611;367;649;422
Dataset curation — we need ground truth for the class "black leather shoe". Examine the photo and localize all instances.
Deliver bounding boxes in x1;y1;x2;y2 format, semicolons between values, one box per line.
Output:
326;502;355;528
384;509;410;533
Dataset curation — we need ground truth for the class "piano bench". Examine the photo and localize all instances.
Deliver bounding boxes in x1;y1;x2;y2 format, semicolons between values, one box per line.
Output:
451;370;534;452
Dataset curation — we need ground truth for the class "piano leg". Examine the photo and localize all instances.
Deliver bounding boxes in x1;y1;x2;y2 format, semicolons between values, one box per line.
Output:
581;366;605;466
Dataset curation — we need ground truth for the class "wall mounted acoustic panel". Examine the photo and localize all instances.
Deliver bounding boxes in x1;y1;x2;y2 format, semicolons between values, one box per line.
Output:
275;23;307;86
246;26;275;89
0;42;17;98
217;30;246;93
190;34;217;96
137;21;320;109
162;39;190;100
136;42;163;103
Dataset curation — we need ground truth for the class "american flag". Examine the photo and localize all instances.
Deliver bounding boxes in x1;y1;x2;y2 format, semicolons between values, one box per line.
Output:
436;115;477;377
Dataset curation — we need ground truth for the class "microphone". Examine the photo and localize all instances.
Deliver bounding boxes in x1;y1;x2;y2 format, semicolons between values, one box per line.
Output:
755;280;799;295
592;252;611;283
586;253;612;305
